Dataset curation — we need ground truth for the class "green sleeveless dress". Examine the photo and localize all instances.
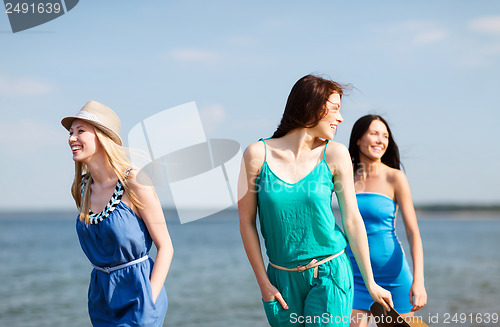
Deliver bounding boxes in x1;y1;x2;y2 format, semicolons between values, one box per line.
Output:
256;139;353;327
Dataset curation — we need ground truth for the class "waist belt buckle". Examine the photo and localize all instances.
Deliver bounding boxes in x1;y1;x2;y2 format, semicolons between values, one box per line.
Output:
304;259;318;269
104;266;111;274
296;265;307;272
296;258;318;273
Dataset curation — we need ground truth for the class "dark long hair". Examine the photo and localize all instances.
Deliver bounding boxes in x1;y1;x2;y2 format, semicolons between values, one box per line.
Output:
348;115;401;171
272;74;348;138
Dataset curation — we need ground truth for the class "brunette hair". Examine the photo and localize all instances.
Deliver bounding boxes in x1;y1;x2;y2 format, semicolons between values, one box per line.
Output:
349;115;401;171
272;74;348;138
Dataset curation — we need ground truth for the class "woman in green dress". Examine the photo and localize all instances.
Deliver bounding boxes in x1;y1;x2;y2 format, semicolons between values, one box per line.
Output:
238;75;393;326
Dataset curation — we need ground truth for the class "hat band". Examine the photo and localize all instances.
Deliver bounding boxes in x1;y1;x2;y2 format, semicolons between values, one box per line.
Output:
76;111;104;124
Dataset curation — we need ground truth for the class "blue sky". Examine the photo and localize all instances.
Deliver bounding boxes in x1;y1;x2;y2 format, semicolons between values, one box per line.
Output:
0;1;499;210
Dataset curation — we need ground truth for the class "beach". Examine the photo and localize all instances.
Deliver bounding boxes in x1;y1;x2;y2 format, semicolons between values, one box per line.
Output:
0;210;498;327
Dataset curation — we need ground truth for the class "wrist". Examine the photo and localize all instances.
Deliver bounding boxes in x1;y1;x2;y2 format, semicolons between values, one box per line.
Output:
413;275;425;284
257;278;273;290
365;279;377;292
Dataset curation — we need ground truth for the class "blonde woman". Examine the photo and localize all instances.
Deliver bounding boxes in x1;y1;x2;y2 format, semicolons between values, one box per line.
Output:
62;101;173;327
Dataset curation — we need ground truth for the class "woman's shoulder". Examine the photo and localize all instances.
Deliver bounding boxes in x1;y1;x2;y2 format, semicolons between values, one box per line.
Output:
324;140;350;161
243;140;266;160
123;168;150;191
323;141;351;176
385;166;408;185
243;140;266;174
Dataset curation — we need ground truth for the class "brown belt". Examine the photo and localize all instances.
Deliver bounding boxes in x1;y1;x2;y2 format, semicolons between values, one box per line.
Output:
269;249;345;278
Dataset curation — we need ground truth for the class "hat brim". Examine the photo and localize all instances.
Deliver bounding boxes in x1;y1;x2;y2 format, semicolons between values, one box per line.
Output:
370;302;428;327
61;116;123;146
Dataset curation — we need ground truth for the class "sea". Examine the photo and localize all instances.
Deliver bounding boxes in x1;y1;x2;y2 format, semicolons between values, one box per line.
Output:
0;209;499;327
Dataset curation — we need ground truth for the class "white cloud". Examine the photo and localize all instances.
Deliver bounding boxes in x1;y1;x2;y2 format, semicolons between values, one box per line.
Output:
169;48;220;63
468;15;500;35
199;104;227;135
454;43;500;68
0;75;54;96
413;30;448;45
374;20;450;49
233;117;272;130
261;18;288;30
0;120;64;156
226;35;259;47
0;120;72;210
394;20;436;31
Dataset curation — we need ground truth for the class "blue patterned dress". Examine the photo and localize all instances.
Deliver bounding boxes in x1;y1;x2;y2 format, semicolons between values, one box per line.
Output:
76;178;168;326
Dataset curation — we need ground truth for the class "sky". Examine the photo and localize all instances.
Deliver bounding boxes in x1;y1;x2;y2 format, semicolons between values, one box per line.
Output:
0;1;499;211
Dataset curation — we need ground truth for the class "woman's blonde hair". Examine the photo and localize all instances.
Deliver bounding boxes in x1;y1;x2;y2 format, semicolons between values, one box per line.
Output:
71;127;143;225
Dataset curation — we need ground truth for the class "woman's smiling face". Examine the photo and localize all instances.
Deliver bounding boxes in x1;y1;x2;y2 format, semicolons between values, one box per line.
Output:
68;119;102;163
357;119;389;161
314;92;343;140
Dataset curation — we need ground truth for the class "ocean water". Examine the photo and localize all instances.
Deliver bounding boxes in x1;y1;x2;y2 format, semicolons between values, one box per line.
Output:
0;210;499;327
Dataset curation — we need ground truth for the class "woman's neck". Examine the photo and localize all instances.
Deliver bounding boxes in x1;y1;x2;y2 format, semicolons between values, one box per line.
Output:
85;152;117;185
280;129;320;158
357;155;383;178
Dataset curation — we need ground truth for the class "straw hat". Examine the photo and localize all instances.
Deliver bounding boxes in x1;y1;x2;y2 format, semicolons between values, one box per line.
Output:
61;100;122;145
370;302;428;327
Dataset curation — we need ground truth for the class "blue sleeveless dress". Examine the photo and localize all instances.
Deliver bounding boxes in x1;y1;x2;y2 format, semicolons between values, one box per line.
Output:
346;193;413;313
76;178;168;326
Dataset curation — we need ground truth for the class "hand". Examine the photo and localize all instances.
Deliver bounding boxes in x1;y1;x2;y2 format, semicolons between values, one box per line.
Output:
261;284;289;310
152;289;159;304
368;283;393;312
409;281;427;311
150;281;161;304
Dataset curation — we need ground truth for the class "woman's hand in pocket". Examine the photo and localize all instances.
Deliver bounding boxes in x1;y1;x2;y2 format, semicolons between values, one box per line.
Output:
261;284;288;309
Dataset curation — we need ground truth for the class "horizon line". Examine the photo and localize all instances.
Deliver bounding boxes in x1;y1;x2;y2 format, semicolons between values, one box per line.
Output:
1;203;500;214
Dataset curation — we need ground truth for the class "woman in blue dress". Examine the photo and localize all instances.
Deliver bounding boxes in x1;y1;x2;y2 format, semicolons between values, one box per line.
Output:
346;115;427;327
61;100;174;326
